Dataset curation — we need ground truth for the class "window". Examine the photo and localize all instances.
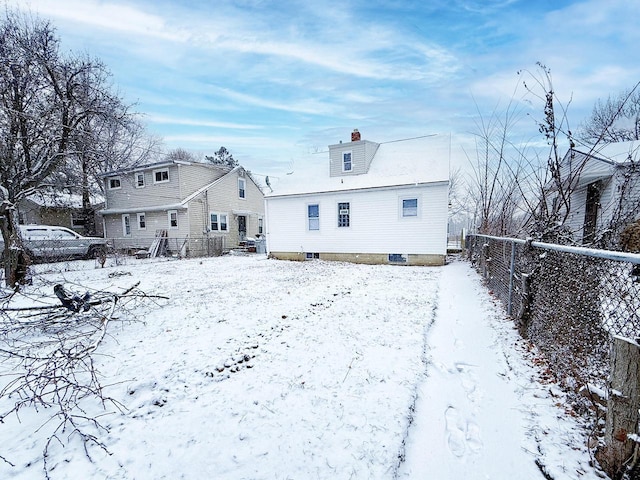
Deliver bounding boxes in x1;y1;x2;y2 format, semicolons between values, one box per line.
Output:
71;212;86;227
258;217;263;234
389;253;408;263
137;212;146;230
108;176;121;190
135;172;145;188
342;152;352;172
308;204;319;231
238;178;246;199
122;214;131;237
154;168;169;184
305;252;320;260
210;212;228;232
402;198;418;217
168;210;178;229
338;202;350;227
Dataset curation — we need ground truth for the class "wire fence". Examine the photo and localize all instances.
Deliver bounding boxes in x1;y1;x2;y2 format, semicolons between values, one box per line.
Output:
0;235;264;284
109;235;230;258
466;234;640;410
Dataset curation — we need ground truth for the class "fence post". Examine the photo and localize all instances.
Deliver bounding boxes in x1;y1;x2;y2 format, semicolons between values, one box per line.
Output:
597;335;640;478
507;240;516;316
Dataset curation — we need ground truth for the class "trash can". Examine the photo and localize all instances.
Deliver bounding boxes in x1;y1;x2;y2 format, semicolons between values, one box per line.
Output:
256;238;266;254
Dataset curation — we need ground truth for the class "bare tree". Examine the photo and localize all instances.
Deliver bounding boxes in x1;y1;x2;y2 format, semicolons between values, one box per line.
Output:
0;281;167;476
165;147;198;163
0;10;148;284
466;93;528;236
579;86;640;144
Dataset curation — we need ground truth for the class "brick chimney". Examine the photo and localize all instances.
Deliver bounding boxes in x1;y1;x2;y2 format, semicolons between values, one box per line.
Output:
351;129;361;142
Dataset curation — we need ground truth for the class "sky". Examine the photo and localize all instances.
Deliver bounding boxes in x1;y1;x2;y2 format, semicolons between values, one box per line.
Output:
7;0;640;179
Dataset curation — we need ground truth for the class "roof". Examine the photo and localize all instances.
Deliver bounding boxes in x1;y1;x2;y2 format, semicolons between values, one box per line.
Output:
100;160;232;178
265;134;451;197
574;140;640;165
24;189;104;209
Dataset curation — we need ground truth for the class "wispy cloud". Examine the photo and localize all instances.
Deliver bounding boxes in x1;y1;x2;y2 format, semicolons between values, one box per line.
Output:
145;114;263;130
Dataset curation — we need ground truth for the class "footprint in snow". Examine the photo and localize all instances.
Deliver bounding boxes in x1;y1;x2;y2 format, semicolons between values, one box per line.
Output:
444;406;466;457
444;406;483;457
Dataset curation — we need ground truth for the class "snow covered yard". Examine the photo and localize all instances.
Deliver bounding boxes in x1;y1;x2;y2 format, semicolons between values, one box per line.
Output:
0;255;603;479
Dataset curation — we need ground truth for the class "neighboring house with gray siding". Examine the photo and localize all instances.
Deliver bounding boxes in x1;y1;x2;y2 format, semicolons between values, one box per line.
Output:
264;130;450;266
17;189;104;236
100;160;264;254
557;140;640;245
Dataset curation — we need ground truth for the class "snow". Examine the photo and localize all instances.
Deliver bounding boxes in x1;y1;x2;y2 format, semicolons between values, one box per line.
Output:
0;255;604;479
266;135;450;197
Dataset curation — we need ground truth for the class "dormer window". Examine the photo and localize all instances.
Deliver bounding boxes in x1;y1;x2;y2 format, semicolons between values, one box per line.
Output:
342;152;352;172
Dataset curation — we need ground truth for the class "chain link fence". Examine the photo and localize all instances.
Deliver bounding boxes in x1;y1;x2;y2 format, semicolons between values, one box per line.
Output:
0;235;256;283
466;234;640;411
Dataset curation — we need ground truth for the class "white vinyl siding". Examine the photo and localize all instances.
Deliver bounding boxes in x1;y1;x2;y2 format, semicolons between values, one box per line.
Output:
266;183;448;255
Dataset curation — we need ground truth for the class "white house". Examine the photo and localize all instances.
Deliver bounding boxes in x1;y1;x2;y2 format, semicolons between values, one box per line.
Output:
264;131;450;266
558;140;640;245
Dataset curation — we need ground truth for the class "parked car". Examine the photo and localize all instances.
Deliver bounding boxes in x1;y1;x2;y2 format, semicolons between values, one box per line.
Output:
0;225;109;262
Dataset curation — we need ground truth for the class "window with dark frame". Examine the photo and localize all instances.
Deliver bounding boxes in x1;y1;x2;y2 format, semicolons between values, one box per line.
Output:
122;214;131;236
154;169;169;183
135;172;145;188
210;212;228;232
238;178;246;198
108;177;121;189
258;217;263;234
168;210;178;228
338;202;350;227
308;204;319;230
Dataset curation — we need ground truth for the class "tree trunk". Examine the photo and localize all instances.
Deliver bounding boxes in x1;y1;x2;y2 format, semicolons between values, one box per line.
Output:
0;202;31;288
597;336;640;479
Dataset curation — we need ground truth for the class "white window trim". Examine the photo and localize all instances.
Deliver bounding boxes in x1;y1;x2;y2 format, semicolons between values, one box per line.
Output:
342;151;353;172
122;213;131;237
135;172;145;188
137;212;146;230
168;209;178;229
154;168;170;184
337;201;351;228
108;176;122;190
238;178;246;199
209;211;229;232
307;203;320;231
400;195;420;219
